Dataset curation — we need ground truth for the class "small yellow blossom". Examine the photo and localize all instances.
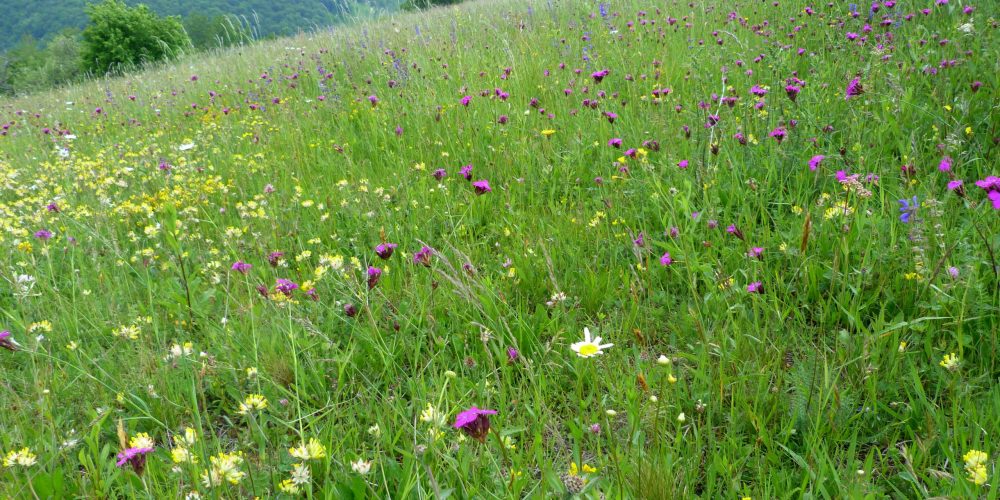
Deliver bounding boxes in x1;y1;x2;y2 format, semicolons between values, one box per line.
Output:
238;394;269;414
939;353;960;372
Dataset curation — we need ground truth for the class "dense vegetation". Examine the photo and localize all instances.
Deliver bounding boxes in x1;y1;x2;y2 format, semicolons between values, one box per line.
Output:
1;0;998;498
0;0;399;51
0;0;401;96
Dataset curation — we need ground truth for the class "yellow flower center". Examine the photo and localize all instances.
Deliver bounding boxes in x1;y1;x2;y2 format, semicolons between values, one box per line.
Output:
579;343;599;356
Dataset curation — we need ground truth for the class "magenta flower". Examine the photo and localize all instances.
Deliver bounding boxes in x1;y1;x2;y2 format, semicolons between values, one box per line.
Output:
275;279;298;296
746;281;763;293
677;159;689;169
368;95;379;107
472;180;492;195
591;69;610;83
608;138;623;148
947;180;964;191
726;224;745;240
267;252;284;267
988;191;1000;210
34;229;53;240
497;115;509;125
938;156;953;172
808;155;825;171
633;232;645;247
116;447;154;476
376;243;398;259
231;261;252;274
460;164;473;181
845;77;864;99
432;168;447;180
460;95;472;106
367;267;382;289
507;347;519;363
974;176;1000;192
0;330;18;351
413;246;434;266
604;111;617;124
454;406;497;442
659;252;672;266
769;127;787;143
343;303;358;317
747;247;764;259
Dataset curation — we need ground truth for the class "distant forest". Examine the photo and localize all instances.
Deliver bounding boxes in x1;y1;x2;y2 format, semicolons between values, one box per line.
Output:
0;0;401;51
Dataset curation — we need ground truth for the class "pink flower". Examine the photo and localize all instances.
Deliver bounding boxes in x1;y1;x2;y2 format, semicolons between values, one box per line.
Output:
808;155;825;171
747;281;763;293
454;407;497;442
659;252;672;266
472;180;492;195
116;447;154;476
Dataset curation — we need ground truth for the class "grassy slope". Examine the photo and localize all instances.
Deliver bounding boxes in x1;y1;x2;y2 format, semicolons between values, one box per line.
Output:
1;0;999;497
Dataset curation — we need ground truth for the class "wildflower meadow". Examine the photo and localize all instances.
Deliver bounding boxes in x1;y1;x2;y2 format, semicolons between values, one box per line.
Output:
1;0;998;497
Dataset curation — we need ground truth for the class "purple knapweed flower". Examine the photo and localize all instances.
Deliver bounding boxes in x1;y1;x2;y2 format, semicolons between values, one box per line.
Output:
343;303;358;317
267;252;284;267
633;233;645;247
726;224;745;240
769;127;787;143
34;229;53;240
659;252;673;266
0;330;19;351
368;95;379;107
454;407;497;443
367;267;382;289
591;69;610;83
746;281;763;293
376;243;398;259
460;164;473;180
938;156;953;172
507;347;519;363
678;159;689;169
845;77;864;99
472;180;492;195
808;155;825;171
460;95;472;106
275;279;299;296
748;247;764;259
608;138;623;148
231;261;252;274
413;246;434;266
116;447;154;476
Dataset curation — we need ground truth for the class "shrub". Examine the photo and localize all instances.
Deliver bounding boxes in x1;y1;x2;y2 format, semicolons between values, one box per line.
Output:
81;0;190;75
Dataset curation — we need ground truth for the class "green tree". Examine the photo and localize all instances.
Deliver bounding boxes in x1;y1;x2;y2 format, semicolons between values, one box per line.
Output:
80;0;190;75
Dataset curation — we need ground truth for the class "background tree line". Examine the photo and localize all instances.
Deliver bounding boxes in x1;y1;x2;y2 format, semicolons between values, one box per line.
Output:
0;0;408;96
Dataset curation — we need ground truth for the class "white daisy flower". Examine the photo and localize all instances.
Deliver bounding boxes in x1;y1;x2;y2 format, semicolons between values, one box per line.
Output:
570;328;613;358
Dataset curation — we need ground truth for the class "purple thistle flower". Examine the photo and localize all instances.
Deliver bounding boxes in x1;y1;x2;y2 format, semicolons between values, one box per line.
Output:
472;180;492;195
267;252;284;267
460;95;472;106
746;281;763;293
46;202;60;213
275;279;298;296
368;95;379;107
413;246;434;266
507;347;519;363
808;155;825;171
454;407;497;443
376;243;398;259
604;111;617;124
343;303;358;317
769;127;787;143
591;69;610;83
659;252;673;266
633;232;645;247
938;156;953;172
231;261;252;274
975;176;1000;192
460;164;473;181
497;115;509;125
34;229;53;240
116;447;154;476
367;267;382;289
0;330;19;351
608;138;623;148
845;77;864;99
677;159;689;169
432;168;447;180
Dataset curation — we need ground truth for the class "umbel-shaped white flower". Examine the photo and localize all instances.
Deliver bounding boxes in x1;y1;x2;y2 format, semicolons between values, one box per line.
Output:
571;328;613;358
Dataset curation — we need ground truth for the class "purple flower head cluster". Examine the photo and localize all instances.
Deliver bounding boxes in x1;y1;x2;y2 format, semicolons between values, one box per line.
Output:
975;176;1000;209
454;406;497;443
460;164;473;180
808;155;825;171
374;242;398;259
898;196;918;223
591;69;610;83
472;180;492;195
413;246;434;266
0;330;18;351
275;279;299;296
116;447;154;476
367;266;382;289
845;77;864;99
231;261;252;274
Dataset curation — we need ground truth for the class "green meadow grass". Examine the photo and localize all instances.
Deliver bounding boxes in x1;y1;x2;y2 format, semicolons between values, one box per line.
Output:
1;0;998;497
